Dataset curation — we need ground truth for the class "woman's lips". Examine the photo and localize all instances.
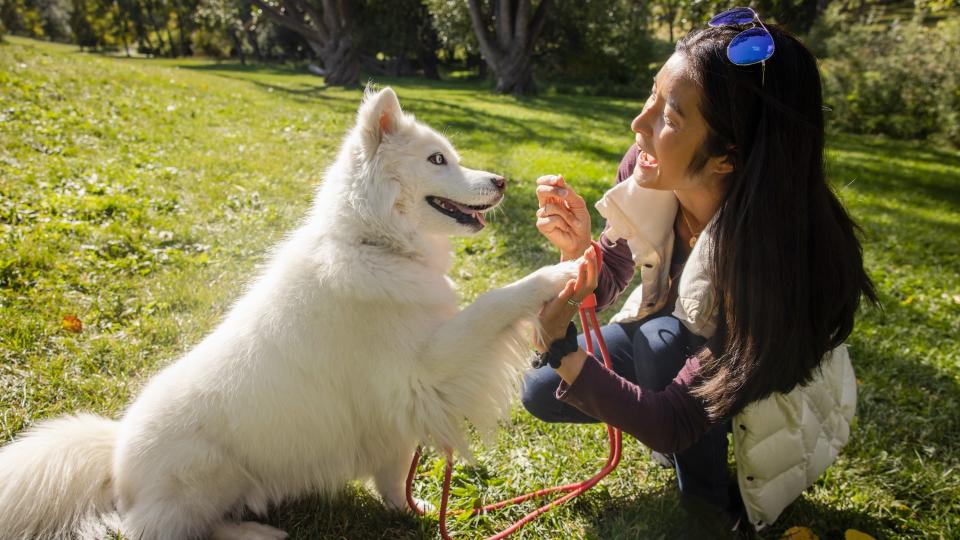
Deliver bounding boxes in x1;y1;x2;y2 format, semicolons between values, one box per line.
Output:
638;149;659;169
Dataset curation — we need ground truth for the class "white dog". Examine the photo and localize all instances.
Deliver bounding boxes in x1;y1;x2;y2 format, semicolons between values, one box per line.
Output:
0;87;577;540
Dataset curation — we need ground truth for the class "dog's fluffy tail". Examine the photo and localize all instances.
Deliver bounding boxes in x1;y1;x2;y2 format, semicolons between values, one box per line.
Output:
0;413;117;539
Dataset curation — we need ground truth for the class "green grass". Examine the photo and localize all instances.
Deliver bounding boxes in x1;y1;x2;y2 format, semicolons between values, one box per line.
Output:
1;36;958;539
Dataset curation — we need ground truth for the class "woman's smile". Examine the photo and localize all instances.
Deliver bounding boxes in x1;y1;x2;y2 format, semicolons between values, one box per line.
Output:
636;144;659;171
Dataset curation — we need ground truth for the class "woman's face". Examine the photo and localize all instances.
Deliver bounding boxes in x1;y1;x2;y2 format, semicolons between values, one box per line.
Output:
631;53;724;191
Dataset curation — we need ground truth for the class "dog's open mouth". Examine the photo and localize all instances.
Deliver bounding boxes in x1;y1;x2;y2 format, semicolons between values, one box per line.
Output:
426;196;494;228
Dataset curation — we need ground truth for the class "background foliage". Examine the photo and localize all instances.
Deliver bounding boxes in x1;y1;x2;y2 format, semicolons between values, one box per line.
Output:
2;0;959;143
811;5;960;146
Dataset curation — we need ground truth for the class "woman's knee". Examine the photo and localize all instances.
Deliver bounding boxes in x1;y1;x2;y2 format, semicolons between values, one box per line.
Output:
632;316;690;391
520;367;564;422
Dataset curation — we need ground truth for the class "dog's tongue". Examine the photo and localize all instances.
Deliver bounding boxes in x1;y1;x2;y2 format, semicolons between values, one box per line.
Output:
450;201;486;225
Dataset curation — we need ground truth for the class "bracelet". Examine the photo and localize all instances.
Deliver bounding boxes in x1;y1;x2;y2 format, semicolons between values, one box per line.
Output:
531;322;580;369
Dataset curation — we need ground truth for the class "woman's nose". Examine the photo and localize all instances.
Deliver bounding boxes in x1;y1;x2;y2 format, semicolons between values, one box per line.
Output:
631;110;652;137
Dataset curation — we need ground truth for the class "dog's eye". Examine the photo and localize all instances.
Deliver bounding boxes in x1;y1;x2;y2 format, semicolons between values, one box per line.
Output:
427;152;447;166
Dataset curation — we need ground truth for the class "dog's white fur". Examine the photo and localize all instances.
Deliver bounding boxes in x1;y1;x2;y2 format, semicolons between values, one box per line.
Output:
0;87;577;540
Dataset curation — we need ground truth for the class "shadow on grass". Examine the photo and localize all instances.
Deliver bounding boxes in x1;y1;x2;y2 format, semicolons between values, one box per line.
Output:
579;489;721;539
582;477;888;539
169;63;636;168
828;133;960;207
402;95;629;165
771;495;892;539
268;487;430;540
174;61;312;78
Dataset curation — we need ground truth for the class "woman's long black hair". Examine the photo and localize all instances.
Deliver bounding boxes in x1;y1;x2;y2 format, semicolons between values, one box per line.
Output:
676;24;878;420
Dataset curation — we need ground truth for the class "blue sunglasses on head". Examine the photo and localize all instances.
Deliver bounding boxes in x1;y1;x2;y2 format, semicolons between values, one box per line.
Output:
708;7;775;67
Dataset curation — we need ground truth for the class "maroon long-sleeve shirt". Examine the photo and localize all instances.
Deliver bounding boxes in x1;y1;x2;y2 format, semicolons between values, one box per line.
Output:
554;146;714;453
593;145;639;312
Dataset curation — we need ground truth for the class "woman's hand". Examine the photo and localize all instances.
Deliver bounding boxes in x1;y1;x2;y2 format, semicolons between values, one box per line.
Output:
534;246;599;353
535;175;592;261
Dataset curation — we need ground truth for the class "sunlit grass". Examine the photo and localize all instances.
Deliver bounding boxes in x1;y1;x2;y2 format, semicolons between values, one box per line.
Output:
1;35;957;539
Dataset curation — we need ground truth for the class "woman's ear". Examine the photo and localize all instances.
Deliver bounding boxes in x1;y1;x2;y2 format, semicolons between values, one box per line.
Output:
710;150;736;176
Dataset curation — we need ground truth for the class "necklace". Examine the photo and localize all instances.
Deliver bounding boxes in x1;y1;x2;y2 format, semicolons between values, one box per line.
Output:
679;206;701;248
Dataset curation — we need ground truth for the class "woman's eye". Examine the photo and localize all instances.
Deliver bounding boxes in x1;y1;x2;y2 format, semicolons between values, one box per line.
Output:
428;152;446;165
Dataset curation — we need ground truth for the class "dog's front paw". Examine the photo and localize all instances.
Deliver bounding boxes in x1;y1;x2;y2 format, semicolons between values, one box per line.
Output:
384;495;436;515
528;260;580;302
409;496;436;515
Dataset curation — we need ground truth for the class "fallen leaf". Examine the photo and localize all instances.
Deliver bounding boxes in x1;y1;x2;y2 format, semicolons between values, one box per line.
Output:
62;314;83;333
845;529;876;540
781;526;818;540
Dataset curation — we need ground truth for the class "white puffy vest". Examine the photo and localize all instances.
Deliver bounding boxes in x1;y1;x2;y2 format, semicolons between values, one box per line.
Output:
596;180;857;531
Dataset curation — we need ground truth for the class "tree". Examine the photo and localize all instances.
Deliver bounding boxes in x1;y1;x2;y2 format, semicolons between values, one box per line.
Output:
37;0;74;41
250;0;358;85
358;0;439;79
466;0;551;95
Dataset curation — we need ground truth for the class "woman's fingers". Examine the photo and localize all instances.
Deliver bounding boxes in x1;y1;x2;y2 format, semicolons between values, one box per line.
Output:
557;278;577;301
583;245;599;289
536;174;566;187
536;215;573;236
572;248;599;301
573;258;588;295
535;184;570;207
536;203;578;228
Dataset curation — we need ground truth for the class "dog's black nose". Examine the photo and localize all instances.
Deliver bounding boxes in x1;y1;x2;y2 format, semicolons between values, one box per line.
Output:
491;176;507;192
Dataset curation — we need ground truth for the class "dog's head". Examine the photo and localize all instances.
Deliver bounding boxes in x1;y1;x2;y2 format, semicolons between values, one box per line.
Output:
348;87;505;236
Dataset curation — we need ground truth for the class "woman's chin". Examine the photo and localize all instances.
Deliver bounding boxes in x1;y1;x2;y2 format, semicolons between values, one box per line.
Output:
632;167;663;189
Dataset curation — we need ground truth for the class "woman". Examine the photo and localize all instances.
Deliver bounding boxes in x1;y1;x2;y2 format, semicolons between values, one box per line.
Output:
523;14;877;531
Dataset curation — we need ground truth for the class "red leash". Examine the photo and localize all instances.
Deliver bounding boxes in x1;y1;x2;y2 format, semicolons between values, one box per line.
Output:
406;242;622;539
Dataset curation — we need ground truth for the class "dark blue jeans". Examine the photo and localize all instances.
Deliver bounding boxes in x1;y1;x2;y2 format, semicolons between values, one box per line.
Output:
521;314;733;512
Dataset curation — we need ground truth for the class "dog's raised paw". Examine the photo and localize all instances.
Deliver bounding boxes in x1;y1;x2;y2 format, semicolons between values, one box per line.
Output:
531;260;581;300
211;521;289;540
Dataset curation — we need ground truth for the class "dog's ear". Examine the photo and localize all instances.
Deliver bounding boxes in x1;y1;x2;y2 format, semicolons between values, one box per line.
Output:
357;86;404;159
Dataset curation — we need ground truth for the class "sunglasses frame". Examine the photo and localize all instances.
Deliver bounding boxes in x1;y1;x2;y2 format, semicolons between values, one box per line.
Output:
707;7;776;71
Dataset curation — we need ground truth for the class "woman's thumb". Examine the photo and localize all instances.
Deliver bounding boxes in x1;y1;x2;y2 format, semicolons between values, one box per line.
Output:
558;279;577;300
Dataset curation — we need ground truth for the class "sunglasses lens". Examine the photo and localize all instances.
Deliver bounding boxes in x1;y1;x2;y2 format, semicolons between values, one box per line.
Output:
727;27;775;65
708;7;756;26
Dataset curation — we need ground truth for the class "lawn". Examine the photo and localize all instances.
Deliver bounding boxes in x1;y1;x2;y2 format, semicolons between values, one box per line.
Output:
1;36;957;539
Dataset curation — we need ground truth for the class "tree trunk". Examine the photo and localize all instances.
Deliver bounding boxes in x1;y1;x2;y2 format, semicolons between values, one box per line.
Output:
176;9;190;56
251;0;359;86
494;49;535;95
131;0;155;54
146;4;167;55
114;0;131;57
165;26;178;56
313;35;358;86
417;13;440;80
419;48;440;80
467;0;551;96
247;29;262;60
232;29;246;64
